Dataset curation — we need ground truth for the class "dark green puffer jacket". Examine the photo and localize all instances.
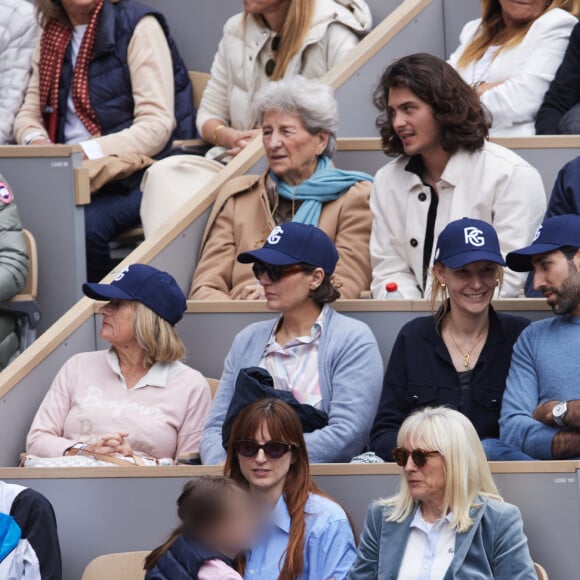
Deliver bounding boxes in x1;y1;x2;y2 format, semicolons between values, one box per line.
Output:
0;175;29;368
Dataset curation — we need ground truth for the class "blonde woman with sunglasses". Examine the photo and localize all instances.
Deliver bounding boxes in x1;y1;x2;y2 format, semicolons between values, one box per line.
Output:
349;407;536;580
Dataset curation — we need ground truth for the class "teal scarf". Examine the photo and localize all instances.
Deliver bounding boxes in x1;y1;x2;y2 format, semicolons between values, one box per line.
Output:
270;156;373;226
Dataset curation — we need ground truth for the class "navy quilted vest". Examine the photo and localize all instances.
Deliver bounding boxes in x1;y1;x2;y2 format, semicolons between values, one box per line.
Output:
55;0;194;156
145;534;234;580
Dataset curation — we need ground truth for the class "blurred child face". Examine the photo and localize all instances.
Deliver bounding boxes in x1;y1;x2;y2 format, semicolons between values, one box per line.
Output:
205;487;258;557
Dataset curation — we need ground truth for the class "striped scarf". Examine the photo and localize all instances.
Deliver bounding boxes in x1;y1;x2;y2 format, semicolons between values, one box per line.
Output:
38;0;104;142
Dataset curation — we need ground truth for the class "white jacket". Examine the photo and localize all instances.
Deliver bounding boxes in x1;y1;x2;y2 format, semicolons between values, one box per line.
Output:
449;8;577;136
196;0;372;133
370;141;546;299
0;0;39;144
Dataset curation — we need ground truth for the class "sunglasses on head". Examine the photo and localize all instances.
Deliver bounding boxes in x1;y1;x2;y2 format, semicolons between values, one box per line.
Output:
392;447;440;468
233;439;294;459
252;262;304;282
265;35;281;77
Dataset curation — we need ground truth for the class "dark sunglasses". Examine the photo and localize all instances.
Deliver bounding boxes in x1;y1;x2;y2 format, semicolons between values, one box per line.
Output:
252;262;304;282
265;35;281;77
234;439;294;459
392;447;440;468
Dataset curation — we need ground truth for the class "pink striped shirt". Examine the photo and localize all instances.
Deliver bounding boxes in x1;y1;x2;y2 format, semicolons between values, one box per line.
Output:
259;306;326;409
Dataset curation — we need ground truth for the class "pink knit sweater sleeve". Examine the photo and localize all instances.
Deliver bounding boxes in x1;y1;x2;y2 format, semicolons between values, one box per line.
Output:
26;356;79;457
175;370;212;457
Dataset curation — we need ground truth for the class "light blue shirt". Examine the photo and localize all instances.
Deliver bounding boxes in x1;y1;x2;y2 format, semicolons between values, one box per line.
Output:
500;315;580;458
398;509;455;580
245;493;356;580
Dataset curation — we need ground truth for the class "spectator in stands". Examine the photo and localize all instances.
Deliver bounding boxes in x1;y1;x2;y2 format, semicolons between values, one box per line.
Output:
349;407;536;579
145;477;255;579
501;215;580;459
0;480;62;579
191;77;373;300
365;219;532;463
226;398;356;578
0;175;29;370
197;0;372;156
13;0;194;282
536;22;580;134
200;223;383;464
26;264;211;463
449;0;577;136
0;0;38;144
370;53;546;300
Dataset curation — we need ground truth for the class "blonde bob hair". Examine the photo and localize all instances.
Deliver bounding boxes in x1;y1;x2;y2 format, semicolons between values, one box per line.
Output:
456;0;579;69
35;0;121;28
132;302;185;368
245;0;315;80
382;407;502;533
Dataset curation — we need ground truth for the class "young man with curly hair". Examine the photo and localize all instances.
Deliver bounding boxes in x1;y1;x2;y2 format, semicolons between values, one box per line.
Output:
370;53;546;299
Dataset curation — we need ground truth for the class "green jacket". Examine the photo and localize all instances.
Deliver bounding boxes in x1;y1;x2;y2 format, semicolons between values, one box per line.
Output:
0;174;29;368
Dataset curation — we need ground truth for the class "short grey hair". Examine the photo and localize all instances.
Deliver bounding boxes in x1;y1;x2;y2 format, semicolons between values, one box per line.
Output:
254;76;339;158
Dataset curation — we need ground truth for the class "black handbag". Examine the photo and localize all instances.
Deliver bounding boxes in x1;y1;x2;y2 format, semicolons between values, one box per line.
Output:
221;367;329;449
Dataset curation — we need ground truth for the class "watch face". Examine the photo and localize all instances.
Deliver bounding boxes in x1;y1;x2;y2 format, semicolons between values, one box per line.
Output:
554;403;566;418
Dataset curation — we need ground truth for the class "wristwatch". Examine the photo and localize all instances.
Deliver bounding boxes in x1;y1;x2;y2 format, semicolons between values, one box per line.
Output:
552;401;568;427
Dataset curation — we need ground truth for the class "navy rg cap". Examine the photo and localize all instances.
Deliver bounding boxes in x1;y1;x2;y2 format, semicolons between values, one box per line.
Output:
434;218;505;268
237;222;339;275
82;264;187;325
507;215;580;272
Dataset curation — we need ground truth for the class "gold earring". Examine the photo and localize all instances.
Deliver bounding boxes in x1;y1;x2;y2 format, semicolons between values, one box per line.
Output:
441;282;446;289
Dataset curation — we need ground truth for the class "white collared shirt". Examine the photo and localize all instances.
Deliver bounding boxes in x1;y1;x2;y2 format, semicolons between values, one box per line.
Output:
105;348;173;391
398;509;456;580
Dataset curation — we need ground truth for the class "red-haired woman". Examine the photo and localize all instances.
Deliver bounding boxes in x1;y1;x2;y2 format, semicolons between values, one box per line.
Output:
225;398;356;580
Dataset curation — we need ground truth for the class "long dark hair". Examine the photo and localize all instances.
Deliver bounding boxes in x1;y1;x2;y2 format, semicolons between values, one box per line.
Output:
373;53;489;157
224;399;352;580
144;476;241;571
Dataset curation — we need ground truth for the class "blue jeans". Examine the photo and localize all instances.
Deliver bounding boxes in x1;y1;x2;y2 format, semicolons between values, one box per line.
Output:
84;184;142;282
482;438;535;461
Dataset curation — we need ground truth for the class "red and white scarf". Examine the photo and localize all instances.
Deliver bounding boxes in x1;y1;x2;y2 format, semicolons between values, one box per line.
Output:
38;0;104;142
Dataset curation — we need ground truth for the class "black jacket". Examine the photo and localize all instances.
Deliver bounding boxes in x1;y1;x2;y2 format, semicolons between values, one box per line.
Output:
368;308;530;461
536;21;580;134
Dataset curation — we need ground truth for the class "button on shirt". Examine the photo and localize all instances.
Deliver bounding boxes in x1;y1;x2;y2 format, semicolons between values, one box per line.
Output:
259;306;326;409
245;493;356;580
398;509;456;580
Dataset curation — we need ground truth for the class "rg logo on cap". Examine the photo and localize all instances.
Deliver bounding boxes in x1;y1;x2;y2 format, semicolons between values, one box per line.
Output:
532;225;543;242
267;226;284;245
113;267;130;282
464;227;485;247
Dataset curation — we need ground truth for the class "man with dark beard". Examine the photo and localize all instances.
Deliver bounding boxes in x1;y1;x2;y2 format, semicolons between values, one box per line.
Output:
499;215;580;459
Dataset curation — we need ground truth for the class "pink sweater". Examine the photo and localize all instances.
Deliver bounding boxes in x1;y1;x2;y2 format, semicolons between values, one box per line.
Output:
26;350;211;460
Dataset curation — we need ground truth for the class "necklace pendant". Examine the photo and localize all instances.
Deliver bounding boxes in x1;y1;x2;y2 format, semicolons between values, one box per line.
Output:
464;353;470;370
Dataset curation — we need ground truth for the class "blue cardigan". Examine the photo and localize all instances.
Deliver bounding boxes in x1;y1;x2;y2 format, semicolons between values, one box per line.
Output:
348;497;536;579
368;308;530;460
200;307;384;464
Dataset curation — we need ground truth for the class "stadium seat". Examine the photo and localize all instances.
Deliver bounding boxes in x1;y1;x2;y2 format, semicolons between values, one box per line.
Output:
81;551;148;580
535;562;549;580
0;229;41;352
206;377;219;398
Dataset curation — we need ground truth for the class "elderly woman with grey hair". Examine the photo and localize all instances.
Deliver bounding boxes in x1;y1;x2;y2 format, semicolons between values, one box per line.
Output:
190;76;374;300
190;76;373;300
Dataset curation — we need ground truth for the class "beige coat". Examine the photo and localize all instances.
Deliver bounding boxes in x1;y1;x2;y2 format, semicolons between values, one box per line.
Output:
190;174;372;300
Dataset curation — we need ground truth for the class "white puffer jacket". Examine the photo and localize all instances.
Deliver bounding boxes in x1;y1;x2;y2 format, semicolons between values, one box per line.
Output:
196;0;372;133
0;0;39;144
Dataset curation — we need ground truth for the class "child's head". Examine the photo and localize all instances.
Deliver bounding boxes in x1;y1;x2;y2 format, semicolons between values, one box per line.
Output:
177;476;256;558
